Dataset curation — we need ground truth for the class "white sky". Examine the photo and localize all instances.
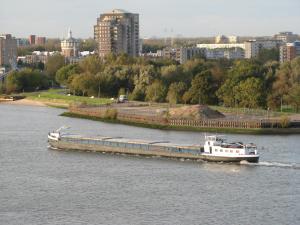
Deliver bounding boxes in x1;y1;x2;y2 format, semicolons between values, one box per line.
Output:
1;0;300;38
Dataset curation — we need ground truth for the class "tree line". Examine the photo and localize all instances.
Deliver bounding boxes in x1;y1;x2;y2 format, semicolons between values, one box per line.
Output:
1;53;300;112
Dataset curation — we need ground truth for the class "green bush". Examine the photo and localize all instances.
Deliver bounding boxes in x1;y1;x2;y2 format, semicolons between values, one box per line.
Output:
280;116;290;128
104;108;118;120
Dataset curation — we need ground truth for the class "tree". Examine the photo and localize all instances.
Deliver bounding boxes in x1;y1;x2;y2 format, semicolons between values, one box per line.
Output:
5;68;49;94
69;73;96;96
55;64;80;86
166;82;187;104
45;54;65;80
217;60;264;106
186;70;215;105
79;55;102;75
79;38;96;52
131;65;157;101
286;84;300;112
160;65;183;85
145;80;167;102
270;57;300;108
233;77;264;108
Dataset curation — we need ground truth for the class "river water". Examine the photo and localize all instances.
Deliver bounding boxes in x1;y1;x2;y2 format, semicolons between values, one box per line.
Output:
0;104;299;225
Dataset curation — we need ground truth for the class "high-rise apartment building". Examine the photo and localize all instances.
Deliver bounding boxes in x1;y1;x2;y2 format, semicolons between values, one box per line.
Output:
94;9;139;57
36;37;46;45
29;35;36;45
0;34;17;66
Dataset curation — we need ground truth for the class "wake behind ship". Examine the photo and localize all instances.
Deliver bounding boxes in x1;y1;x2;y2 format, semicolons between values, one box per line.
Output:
48;128;259;163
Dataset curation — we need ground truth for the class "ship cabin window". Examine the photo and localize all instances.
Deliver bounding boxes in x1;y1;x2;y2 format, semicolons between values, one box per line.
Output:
215;149;218;152
225;150;228;153
220;149;223;152
236;150;240;153
230;150;233;153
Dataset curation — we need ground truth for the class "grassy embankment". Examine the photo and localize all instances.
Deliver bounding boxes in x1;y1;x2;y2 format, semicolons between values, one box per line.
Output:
61;112;300;134
20;89;112;108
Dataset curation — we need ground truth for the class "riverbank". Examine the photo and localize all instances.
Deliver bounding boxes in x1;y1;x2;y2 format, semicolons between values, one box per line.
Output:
61;112;300;134
2;89;300;134
0;89;112;108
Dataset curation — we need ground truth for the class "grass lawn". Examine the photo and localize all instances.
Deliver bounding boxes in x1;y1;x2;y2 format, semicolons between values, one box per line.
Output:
20;89;112;106
210;105;295;117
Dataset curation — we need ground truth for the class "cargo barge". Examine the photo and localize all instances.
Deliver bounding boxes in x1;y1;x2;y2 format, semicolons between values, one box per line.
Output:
48;127;259;163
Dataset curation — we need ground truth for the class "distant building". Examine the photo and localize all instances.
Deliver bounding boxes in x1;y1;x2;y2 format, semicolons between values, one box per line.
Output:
16;38;30;47
141;50;163;60
228;36;240;43
244;40;281;58
17;51;58;65
163;47;203;64
0;34;17;66
274;32;298;43
36;37;46;45
204;47;244;60
215;35;240;44
94;9;139;57
61;29;79;58
197;43;246;50
215;35;229;44
29;35;36;45
280;41;300;63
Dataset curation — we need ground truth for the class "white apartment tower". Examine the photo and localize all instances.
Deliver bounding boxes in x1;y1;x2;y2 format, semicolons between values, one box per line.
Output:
94;9;140;57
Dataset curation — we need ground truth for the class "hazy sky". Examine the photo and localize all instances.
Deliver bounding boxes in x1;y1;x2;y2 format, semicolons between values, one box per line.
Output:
1;0;300;38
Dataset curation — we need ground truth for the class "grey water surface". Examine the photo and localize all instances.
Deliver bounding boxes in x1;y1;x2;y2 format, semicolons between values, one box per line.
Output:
0;104;299;225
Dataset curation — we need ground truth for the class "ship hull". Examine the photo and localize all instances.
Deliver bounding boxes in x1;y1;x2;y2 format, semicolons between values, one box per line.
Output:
48;139;259;163
199;154;259;163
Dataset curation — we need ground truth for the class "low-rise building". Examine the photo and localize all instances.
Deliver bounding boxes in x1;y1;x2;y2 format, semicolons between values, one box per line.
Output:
197;43;246;50
215;35;240;44
244;40;281;59
163;47;203;64
204;47;244;60
274;32;298;43
17;51;58;65
280;41;300;63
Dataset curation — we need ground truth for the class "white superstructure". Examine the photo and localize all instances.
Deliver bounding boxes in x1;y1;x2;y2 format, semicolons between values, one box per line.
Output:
203;135;259;159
